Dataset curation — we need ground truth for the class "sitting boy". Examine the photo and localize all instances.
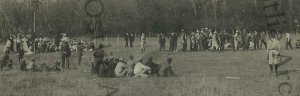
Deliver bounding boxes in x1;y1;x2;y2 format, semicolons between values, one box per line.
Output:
114;58;128;77
158;58;176;77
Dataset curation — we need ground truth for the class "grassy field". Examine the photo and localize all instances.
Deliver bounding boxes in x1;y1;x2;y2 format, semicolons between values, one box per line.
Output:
0;36;299;96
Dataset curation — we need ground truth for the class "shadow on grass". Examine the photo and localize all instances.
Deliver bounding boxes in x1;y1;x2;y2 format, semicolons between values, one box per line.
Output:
97;83;119;96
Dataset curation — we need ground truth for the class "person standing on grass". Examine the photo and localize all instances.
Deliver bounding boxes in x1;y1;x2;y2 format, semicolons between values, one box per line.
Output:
169;32;176;51
253;31;260;50
158;33;166;51
211;31;220;51
194;30;201;51
77;42;83;67
286;32;293;50
233;31;241;51
180;29;188;51
129;33;135;47
61;41;71;70
18;46;25;62
267;32;281;76
260;31;268;49
125;33;130;48
140;33;146;53
94;44;106;77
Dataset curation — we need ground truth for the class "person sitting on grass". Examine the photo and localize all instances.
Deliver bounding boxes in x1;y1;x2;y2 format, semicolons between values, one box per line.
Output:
7;59;13;70
158;58;176;77
51;61;61;71
20;59;27;71
145;57;159;76
105;57;118;78
26;59;38;72
134;58;151;78
114;58;128;77
296;40;300;49
126;56;135;77
1;50;10;71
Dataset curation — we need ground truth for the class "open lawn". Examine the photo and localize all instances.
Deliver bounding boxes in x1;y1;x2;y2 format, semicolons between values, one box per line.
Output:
0;37;299;96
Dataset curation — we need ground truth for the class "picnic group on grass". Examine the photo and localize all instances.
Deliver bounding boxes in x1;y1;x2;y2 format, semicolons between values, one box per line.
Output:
1;27;299;78
0;32;176;78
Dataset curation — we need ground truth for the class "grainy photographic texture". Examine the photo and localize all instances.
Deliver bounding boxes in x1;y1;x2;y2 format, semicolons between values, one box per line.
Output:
0;0;299;96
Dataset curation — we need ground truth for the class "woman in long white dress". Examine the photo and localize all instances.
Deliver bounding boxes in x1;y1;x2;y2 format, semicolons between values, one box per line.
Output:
22;36;33;55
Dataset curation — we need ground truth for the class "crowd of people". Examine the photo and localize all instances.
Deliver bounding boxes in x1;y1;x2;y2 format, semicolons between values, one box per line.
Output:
1;27;299;78
0;32;176;78
157;28;300;52
91;44;176;78
2;33;96;55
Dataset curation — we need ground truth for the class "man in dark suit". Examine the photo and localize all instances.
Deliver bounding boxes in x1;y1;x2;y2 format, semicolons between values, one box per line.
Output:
158;33;166;51
125;33;130;48
129;33;135;47
94;44;106;77
253;31;260;50
61;42;71;70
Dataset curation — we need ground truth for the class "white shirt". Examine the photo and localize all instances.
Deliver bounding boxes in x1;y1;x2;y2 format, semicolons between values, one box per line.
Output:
5;39;12;47
134;62;150;74
286;33;291;41
115;62;126;74
27;61;35;70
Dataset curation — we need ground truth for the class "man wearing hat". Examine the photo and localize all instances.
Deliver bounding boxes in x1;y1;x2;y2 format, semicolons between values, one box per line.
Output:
61;41;71;70
93;44;106;77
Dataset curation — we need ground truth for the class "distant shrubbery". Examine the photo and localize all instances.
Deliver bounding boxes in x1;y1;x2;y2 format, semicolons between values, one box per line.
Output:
0;0;299;38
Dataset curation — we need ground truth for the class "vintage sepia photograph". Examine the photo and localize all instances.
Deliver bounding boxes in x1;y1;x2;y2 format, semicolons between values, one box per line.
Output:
0;0;299;96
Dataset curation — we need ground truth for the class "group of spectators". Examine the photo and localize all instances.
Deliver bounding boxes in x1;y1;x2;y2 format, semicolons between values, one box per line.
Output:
92;44;176;78
157;28;300;52
2;33;96;55
1;33;177;78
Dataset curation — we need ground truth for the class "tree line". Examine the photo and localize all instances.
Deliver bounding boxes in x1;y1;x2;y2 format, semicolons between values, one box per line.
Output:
0;0;299;39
